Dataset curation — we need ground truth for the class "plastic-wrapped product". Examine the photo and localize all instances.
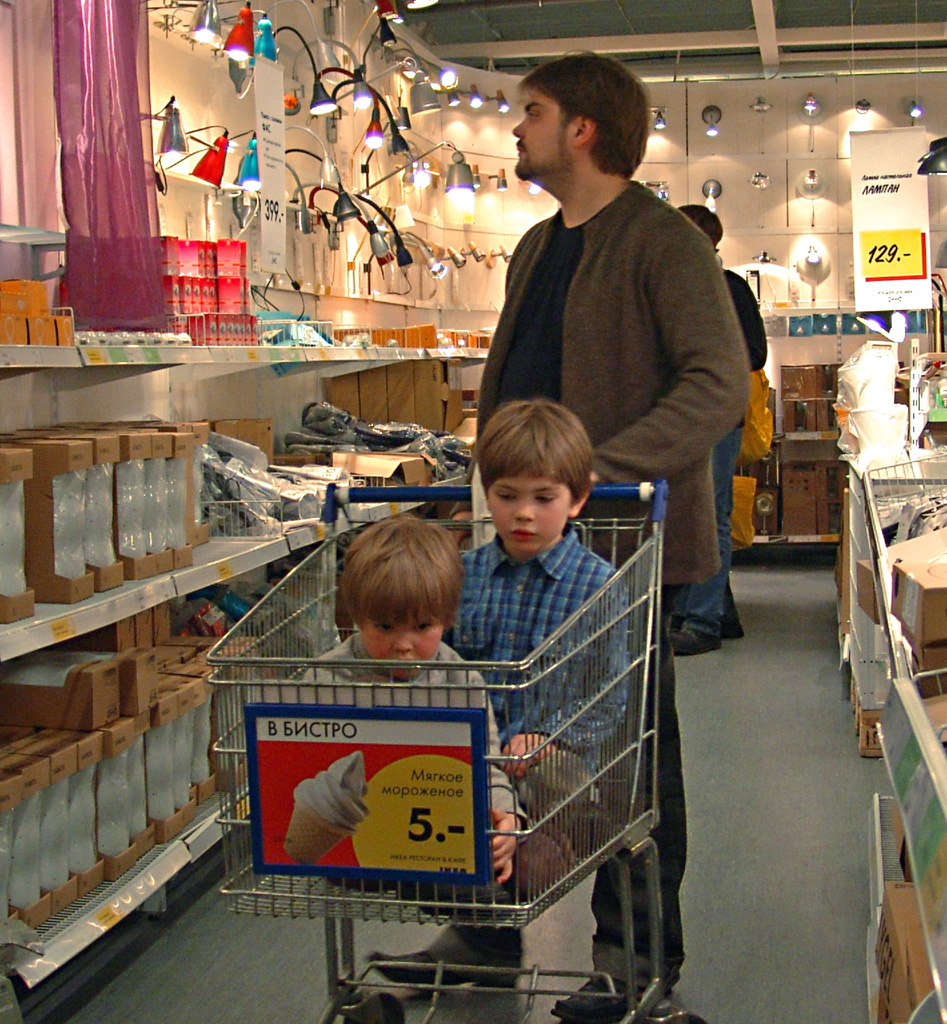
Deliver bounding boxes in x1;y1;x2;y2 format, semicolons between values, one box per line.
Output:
96;751;132;856
171;711;195;809
191;695;213;785
193;445;205;530
115;459;146;558
145;723;175;822
9;792;42;909
166;456;189;549
0;481;26;597
83;463;117;569
143;458;169;554
39;778;70;891
67;765;98;874
126;734;148;836
53;469;88;579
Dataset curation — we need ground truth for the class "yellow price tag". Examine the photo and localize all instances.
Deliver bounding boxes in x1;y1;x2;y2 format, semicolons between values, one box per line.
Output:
246;349;260;362
389;502;400;515
859;228;927;280
315;524;326;541
217;562;234;581
50;617;76;642
94;904;125;930
85;348;107;365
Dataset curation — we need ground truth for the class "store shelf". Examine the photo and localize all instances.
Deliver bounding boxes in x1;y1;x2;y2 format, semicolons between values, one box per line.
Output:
0;537;296;662
751;533;840;544
16;799;221;989
0;346;81;369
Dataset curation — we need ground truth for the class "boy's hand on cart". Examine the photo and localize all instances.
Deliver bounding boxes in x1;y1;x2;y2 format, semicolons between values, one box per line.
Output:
491;809;517;883
501;733;557;778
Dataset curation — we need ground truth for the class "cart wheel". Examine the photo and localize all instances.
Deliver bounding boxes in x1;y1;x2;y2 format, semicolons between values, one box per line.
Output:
643;1000;705;1024
339;992;405;1024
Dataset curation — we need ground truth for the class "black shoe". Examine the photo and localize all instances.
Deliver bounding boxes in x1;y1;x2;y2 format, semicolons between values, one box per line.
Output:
366;948;520;988
551;965;682;1024
669;627;721;656
720;618;744;640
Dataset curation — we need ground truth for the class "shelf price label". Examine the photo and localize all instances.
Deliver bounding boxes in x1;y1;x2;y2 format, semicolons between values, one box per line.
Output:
859;228;927;282
50;616;77;642
217;562;234;581
246;704;490;884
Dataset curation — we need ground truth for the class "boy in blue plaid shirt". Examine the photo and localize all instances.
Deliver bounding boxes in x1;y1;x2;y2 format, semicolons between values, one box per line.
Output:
373;398;616;984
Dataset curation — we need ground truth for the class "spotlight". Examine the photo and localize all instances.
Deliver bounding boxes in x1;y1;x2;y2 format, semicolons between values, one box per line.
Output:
909;99;924;119
446;247;466;268
701;179;721;213
469;85;483;110
190;0;221;45
364;108;384;149
351;73;374;111
855;98;871;115
439;67;458;89
236;134;260;190
652;108;666;130
803;92;820;116
254;15;276;61
491;169;508;192
702;105;721;137
448;91;461;108
497;91;510;114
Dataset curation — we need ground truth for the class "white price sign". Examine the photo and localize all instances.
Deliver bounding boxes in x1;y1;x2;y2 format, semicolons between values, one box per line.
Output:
254;57;286;273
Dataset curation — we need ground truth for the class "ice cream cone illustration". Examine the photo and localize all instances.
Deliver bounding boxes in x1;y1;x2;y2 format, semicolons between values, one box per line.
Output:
284;751;369;865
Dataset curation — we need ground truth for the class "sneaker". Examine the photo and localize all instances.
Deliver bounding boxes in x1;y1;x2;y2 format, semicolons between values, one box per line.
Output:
669;626;721;656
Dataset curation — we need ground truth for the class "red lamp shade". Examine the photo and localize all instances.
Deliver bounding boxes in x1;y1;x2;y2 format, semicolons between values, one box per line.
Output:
376;0;399;19
224;4;254;61
192;132;230;187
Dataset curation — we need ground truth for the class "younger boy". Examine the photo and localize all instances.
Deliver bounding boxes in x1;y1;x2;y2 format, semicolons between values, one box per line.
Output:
375;398;618;982
318;515;518;883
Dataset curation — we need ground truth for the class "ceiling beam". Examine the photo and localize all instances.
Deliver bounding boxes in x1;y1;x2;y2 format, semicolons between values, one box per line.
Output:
433;21;947;61
751;0;779;77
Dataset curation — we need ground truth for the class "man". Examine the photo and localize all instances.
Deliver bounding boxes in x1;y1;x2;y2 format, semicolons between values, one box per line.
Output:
480;54;748;1022
670;205;768;656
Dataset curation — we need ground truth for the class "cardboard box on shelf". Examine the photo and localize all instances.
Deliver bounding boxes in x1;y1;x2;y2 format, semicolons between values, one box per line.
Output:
7;730;79;783
0;658;120;731
45;875;78;917
72;859;105;899
0;446;34;622
152;794;197;844
856;559;880;624
0;768;25;814
103;823;155;883
97;716;137;757
331;451;432;486
0;313;28;345
1;280;48;317
60;616;136;653
115;648;159;715
210;418;273;464
13;893;52;930
892;561;947;649
876;881;935;1023
359;366;389;423
0;751;50;798
28;314;57;346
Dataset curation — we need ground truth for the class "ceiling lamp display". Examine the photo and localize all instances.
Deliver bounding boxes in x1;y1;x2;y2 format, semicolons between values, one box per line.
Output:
702;105;721;138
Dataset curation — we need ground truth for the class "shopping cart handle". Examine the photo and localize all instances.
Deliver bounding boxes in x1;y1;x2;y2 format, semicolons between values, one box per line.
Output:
322;481;667;523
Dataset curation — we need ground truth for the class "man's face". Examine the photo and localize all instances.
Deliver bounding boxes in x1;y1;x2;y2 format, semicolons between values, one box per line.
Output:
513;88;574;187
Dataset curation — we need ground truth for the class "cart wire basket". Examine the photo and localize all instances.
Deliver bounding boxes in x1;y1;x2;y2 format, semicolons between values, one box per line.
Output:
208;481;668;1023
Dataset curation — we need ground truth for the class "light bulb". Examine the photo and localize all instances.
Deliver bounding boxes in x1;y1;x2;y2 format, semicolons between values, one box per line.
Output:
910;99;923;119
805;245;822;265
804;92;819;115
497;91;510;114
653;109;666;130
705;124;718;138
414;163;432;189
469;85;483;109
439;67;458;89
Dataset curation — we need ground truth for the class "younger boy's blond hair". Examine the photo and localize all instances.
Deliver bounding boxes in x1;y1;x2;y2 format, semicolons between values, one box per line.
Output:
340;516;463;627
477;398;594;501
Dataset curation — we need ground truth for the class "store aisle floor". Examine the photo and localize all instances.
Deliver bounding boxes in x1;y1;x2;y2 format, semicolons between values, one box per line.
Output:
48;558;888;1024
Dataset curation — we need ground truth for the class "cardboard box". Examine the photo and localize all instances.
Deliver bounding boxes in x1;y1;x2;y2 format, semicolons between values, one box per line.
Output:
103;824;155;882
194;773;217;805
54;314;75;347
325;374;361;418
358;367;389;423
8;731;79;782
781;466;818;536
856;559;880;624
45;875;78;916
152;795;197;844
0;752;50;797
0;768;25;814
1;280;48;317
153;601;172;645
73;859;105;899
97;716;136;757
61;616;136;653
386;362;416;424
893;561;947;648
13;892;51;929
28;314;57;346
876;882;935;1023
782;398;834;433
452;416;477;444
0;658;120;731
331;451;431;486
412;361;462;432
210;419;273;463
0;313;28;345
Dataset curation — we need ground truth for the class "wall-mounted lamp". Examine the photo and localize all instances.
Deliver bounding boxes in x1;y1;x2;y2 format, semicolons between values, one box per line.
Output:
748;171;770;189
155;96;188;158
446;247;466;268
754;251;778;264
471;165;482;190
490;169;508;192
254;15;276;61
919;137;947;175
445;150;475;194
447;90;461;108
702;179;722;212
799;92;825;153
651;108;666;131
492;246;513;262
189;0;221;45
702;105;721;138
750;97;771;113
438;67;458;89
497;91;510;114
855;98;872;115
468;85;483;110
795;167;828;226
409;79;441;115
803;92;821;117
235;134;260;190
795;241;830;288
378;17;398;47
364;107;384;149
462;243;486;262
909;99;924;120
192;131;230;187
224;4;254;61
402;232;448;278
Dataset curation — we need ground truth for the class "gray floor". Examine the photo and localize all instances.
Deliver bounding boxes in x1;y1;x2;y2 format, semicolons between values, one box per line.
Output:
55;559;888;1024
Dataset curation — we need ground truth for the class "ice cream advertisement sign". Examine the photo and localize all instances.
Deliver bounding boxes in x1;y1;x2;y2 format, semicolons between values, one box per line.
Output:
245;705;491;884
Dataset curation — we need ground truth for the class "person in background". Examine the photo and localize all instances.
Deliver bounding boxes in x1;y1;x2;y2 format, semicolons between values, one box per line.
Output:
669;205;768;656
449;52;747;1024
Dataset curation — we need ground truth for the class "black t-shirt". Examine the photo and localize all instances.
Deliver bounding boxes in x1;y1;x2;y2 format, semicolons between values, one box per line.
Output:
724;269;767;371
497;213;584;403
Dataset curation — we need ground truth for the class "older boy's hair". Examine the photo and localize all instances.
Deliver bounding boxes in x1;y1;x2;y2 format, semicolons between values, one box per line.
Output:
477;398;593;501
678;204;723;248
340;516;463;627
521;53;649;178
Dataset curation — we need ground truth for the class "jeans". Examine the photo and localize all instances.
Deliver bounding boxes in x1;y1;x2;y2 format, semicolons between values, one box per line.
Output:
673;424;743;640
590;586;687;975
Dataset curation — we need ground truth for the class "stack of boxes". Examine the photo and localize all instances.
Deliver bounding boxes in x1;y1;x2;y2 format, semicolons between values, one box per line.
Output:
0;611;217;928
0;279;74;346
160;237;255;345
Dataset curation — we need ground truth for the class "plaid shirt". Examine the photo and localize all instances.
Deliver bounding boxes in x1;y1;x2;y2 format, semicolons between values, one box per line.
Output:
450;526;615;746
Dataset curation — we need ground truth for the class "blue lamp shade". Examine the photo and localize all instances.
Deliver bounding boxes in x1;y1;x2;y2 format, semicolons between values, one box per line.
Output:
236;135;261;191
254;15;277;61
919;137;947;175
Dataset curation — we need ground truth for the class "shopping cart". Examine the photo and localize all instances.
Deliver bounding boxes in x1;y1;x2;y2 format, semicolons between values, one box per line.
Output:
208;481;670;1024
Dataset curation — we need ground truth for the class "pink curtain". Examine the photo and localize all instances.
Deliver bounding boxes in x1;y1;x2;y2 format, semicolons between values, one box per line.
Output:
53;0;163;330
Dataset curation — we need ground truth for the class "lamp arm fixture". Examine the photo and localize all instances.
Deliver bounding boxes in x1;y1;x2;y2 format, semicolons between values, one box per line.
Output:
350;192;409;258
273;24;321;79
361;140;455;192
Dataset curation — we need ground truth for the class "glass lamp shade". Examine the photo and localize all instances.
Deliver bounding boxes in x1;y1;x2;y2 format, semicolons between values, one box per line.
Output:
409;80;441;115
254;16;277;61
310;80;338;116
190;0;221;45
919;137;947;175
224;5;254;61
157;99;187;158
192;133;230;187
236;136;260;191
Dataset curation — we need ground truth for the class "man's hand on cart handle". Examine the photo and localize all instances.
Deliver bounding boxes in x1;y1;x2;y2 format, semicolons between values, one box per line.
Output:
502;733;556;778
491;809;517;883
